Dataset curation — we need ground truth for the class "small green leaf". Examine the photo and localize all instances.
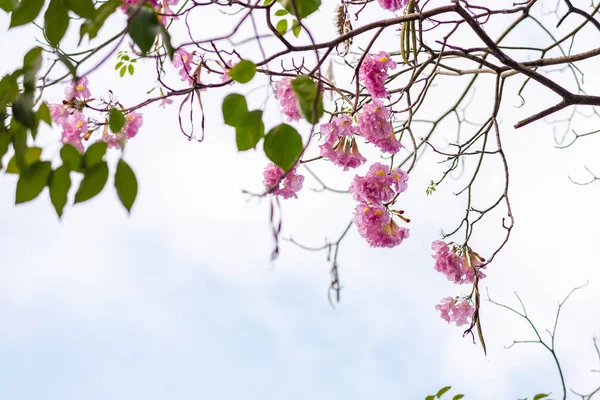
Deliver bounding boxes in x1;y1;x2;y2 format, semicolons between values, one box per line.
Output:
291;75;323;124
37;102;52;126
74;161;108;203
263;123;302;172
0;0;18;12
108;108;126;133
10;0;45;27
49;165;71;217
436;386;452;398
44;0;70;47
120;65;126;77
15;161;51;204
64;0;95;18
276;19;288;35
274;9;288;16
236;110;264;151
127;5;160;55
128;64;134;75
22;47;43;91
60;143;83;171
228;60;256;84
278;0;320;19
425;396;435;400
83;141;107;169
13;92;35;129
533;394;549;400
114;159;137;212
452;395;465;400
222;94;248;127
115;61;123;70
292;19;301;37
263;0;274;4
6;146;42;174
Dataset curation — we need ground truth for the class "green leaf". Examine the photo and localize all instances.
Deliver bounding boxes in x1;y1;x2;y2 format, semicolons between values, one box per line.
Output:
274;9;288;16
0;131;11;169
278;0;320;19
6;146;42;174
64;0;95;18
236;110;264;151
120;65;126;78
127;5;160;55
80;0;120;41
74;161;108;203
12;92;35;129
49;165;71;217
159;23;175;60
533;394;549;400
263;0;274;4
114;159;137;212
263;123;302;172
452;395;465;400
44;0;70;47
37;102;52;126
83;141;107;169
276;19;288;35
292;19;301;37
222;94;248;127
115;61;123;70
425;396;435;400
228;60;256;84
15;161;51;204
0;0;18;12
22;47;43;91
11;121;26;171
60;143;83;171
128;64;134;75
291;75;323;124
437;386;452;398
108;108;126;133
9;0;45;27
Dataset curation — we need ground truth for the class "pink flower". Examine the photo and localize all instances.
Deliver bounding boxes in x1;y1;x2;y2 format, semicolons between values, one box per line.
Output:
319;115;366;171
435;297;474;327
60;111;87;152
159;97;173;108
354;203;409;248
349;162;408;204
274;78;301;122
64;76;91;100
161;0;179;25
100;134;123;150
123;112;143;139
220;59;234;84
377;0;409;12
359;51;396;99
357;99;402;154
432;241;486;284
173;48;195;85
263;163;304;199
49;103;70;126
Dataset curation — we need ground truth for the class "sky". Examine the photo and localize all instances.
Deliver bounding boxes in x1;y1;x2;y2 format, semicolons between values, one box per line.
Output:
1;1;600;399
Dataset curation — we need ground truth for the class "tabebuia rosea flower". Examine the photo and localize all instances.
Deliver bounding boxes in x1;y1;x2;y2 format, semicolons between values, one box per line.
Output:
354;203;409;248
319;115;366;171
100;111;144;150
357;99;402;154
358;51;396;99
263;163;304;199
349;162;408;204
435;297;474;327
377;0;409;12
432;241;486;284
274;78;301;122
64;76;91;100
173;48;199;86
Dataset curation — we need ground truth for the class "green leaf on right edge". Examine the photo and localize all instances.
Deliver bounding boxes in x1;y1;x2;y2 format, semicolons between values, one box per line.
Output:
114;159;137;213
222;94;248;127
64;0;95;19
236;110;264;151
9;0;45;27
263;123;302;172
15;161;51;204
83;141;107;169
228;60;256;84
49;165;71;217
436;386;452;398
74;161;108;204
44;0;70;47
60;143;83;171
291;75;323;124
278;0;320;19
127;5;160;55
109;108;126;133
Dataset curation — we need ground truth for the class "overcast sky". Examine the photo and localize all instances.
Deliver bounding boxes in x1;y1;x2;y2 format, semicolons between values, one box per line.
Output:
1;1;600;399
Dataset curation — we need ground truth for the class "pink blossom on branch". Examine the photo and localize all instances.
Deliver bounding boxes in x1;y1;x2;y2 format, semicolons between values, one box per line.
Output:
377;0;409;12
173;48;196;85
354;203;409;248
432;241;485;284
358;51;396;99
435;297;474;327
319;115;366;171
263;163;304;199
64;76;91;100
349;162;408;204
60;111;88;152
274;78;301;122
357;99;402;154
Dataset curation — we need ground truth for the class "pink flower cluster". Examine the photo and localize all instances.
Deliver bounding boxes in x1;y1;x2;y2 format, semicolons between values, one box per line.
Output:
359;51;396;99
350;163;409;248
274;78;301;122
432;241;483;284
173;48;197;86
50;104;87;152
435;297;474;327
357;99;402;154
101;112;143;149
64;76;91;100
263;163;304;199
319;115;366;171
